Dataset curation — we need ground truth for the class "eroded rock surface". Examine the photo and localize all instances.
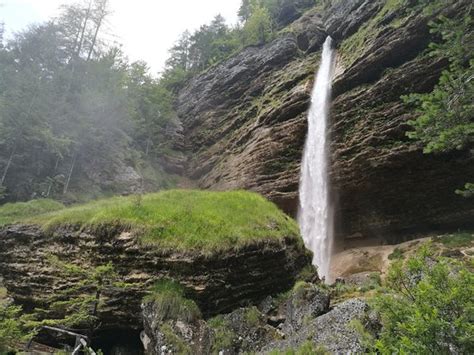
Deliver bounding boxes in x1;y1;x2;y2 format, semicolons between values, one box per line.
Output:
172;0;474;244
0;224;310;330
141;280;372;355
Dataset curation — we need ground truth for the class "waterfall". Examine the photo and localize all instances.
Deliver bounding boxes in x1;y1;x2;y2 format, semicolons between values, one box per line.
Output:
298;36;336;283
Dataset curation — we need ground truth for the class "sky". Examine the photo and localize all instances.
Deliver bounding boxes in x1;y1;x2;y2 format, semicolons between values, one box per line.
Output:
0;0;241;74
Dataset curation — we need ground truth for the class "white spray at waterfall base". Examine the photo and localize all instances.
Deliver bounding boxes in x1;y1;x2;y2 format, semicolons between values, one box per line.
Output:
298;36;336;283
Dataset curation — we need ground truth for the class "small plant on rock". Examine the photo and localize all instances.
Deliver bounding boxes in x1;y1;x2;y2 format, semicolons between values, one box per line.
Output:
144;279;201;323
0;304;30;353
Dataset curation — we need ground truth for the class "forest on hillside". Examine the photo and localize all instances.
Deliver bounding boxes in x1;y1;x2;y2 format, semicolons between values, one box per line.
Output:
0;0;319;203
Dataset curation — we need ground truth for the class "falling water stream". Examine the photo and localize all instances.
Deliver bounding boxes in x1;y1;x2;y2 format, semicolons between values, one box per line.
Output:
298;36;336;283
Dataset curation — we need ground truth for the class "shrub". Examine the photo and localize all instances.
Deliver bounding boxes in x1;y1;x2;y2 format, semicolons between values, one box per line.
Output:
387;247;404;260
369;246;474;353
0;304;28;353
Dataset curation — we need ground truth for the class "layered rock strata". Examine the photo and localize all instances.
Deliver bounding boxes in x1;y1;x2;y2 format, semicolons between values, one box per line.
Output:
173;0;474;243
0;224;310;330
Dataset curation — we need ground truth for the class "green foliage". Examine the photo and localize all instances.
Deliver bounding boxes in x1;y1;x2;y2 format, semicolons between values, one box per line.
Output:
144;280;201;323
28;258;121;331
296;264;317;282
435;231;474;248
359;272;382;293
388;247;404;260
244;306;262;327
160;322;192;354
455;183;474;198
369;246;474;354
27;190;300;252
404;12;473;154
0;304;28;353
0;198;64;226
242;3;274;46
163;15;241;81
208;315;235;353
0;4;178;202
240;0;317;27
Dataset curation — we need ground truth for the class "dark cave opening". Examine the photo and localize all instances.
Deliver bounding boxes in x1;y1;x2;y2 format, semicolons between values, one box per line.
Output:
91;329;144;355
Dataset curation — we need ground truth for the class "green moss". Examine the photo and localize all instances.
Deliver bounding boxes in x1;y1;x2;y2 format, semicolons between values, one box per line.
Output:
339;0;409;67
0;199;65;226
144;280;201;323
434;232;474;248
25;190;301;252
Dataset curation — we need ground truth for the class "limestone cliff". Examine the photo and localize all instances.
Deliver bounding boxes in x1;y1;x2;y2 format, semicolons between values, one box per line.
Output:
0;224;310;331
173;0;474;245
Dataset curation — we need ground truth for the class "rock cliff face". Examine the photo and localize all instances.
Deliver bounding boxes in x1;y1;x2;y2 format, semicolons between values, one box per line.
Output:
174;0;474;244
0;224;310;330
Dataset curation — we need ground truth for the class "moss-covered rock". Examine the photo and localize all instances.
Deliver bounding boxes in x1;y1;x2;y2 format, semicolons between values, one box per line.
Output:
0;191;311;332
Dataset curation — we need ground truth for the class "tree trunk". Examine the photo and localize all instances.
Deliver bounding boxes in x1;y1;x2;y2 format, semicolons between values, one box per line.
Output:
1;144;16;186
63;152;77;195
46;156;60;197
145;138;151;156
86;1;108;62
76;0;92;58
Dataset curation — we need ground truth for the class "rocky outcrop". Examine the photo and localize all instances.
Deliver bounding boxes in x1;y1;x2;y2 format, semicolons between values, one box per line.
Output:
173;0;474;245
141;281;373;354
0;224;310;331
264;299;375;354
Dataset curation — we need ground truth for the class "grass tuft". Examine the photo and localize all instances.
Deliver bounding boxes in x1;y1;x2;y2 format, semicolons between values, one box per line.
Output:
144;279;201;323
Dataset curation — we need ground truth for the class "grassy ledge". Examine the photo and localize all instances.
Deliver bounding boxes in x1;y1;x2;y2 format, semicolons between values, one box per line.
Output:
0;199;65;226
2;190;300;252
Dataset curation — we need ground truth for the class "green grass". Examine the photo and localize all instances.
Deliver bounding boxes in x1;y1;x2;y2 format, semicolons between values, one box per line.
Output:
435;232;474;248
208;315;235;352
0;199;65;226
25;190;300;252
144;280;201;323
